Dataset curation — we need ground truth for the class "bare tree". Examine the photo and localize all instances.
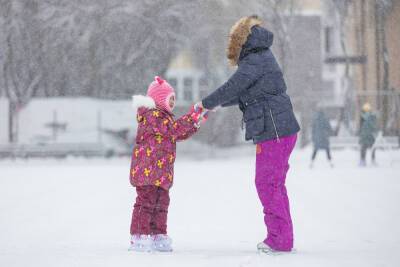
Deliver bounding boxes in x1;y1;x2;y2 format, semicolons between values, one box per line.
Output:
243;0;299;74
1;0;198;99
38;0;198;98
0;0;202;142
330;0;356;134
332;0;393;133
1;0;42;142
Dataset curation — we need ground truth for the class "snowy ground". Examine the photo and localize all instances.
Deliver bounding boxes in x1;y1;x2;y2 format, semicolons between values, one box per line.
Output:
1;147;400;267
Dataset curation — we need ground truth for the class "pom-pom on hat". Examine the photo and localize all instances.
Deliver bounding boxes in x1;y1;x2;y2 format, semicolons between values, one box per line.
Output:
147;76;175;113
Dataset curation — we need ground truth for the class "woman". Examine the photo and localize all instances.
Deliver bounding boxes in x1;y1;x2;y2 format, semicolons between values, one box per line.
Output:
197;15;300;253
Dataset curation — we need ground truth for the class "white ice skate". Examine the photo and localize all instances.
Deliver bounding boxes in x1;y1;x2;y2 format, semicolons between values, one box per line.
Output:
152;234;173;252
257;242;294;255
257;242;276;254
129;235;153;252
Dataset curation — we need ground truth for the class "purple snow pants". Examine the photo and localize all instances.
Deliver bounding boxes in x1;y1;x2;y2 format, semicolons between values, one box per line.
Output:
255;134;297;251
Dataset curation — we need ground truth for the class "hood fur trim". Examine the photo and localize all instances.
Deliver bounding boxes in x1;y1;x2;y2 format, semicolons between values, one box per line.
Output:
227;16;262;66
132;95;156;110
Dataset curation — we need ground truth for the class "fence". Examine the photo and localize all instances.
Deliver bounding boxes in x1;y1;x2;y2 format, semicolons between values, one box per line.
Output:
0;98;9;144
0;98;134;158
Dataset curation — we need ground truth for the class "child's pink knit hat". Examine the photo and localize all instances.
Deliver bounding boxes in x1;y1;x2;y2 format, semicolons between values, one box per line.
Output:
147;76;175;113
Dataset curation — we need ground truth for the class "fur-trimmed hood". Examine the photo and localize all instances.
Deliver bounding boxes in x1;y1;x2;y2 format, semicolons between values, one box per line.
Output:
227;16;274;66
132;95;156;110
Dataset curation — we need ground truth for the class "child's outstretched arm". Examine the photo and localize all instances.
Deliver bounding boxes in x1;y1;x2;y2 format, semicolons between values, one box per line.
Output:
172;107;203;142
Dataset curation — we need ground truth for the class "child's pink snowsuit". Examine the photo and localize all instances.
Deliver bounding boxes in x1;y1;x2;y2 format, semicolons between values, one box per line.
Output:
129;106;198;190
131;185;170;235
129;96;198;235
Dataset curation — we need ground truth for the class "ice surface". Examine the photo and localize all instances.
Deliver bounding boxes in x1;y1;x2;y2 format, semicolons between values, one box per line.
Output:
0;148;399;267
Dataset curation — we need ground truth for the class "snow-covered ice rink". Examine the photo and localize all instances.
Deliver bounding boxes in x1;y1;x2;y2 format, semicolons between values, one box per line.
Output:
1;147;399;267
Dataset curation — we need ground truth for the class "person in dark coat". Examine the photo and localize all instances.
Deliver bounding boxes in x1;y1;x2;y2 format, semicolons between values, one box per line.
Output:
310;109;334;168
359;103;378;166
197;15;300;253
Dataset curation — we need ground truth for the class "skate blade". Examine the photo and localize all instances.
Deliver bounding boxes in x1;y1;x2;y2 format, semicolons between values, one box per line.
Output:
128;246;152;253
153;249;173;253
257;248;296;255
152;246;173;252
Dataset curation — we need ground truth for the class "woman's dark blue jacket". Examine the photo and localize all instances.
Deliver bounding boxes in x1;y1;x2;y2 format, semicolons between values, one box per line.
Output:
202;26;300;144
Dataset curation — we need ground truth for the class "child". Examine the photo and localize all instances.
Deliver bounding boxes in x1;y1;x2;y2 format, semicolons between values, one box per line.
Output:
129;76;206;252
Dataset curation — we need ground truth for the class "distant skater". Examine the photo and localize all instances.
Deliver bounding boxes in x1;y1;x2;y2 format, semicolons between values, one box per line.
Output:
359;103;378;166
310;109;334;168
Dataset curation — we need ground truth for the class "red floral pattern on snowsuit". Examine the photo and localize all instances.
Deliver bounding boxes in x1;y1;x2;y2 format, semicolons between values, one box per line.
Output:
130;107;198;190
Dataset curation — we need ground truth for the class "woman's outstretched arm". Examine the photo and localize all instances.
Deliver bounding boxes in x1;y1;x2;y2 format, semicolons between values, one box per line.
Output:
201;60;263;110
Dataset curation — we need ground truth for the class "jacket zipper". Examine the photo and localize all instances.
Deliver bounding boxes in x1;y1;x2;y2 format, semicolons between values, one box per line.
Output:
269;109;280;143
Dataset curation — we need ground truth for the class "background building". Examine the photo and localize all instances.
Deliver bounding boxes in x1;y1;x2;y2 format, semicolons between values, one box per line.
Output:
346;0;400;135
